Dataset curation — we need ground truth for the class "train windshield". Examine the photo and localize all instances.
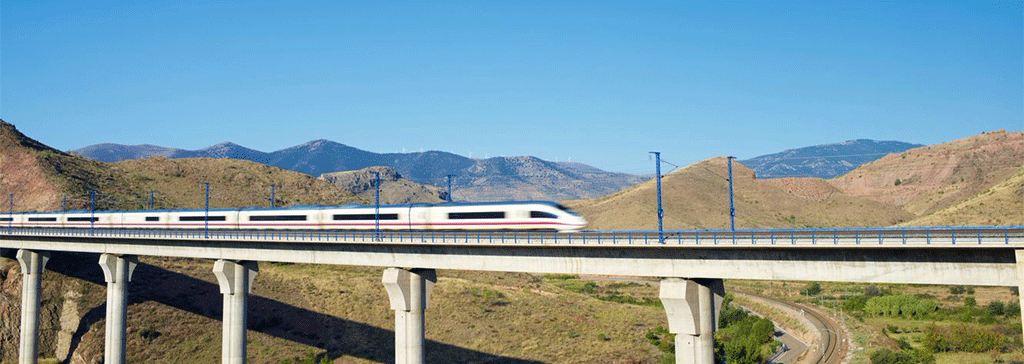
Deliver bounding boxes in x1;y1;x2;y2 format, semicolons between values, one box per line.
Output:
555;204;580;216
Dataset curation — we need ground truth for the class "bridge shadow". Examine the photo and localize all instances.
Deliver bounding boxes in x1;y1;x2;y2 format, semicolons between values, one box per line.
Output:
44;251;548;364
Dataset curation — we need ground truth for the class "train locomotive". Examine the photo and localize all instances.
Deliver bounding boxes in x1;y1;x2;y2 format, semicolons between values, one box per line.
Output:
2;201;588;232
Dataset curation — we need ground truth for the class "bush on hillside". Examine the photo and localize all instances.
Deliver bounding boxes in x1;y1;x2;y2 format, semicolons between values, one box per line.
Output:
869;348;935;364
922;324;1009;353
864;295;938;319
800;282;823;296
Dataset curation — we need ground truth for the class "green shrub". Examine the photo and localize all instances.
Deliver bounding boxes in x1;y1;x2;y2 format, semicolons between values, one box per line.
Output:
644;326;675;354
988;301;1006;316
1006;301;1021;318
896;337;913;350
950;286;966;295
865;285;884;297
964;296;976;308
543;273;578;280
869;348;935;364
844;295;869;312
800;282;823;296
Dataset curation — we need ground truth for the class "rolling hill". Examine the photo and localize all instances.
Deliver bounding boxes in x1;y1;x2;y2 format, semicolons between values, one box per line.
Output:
569;157;913;230
572;130;1023;231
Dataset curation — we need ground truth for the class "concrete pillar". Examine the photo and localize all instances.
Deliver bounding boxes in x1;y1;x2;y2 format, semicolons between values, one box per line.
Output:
659;278;724;364
382;268;436;364
212;260;258;364
1015;250;1024;345
16;250;49;364
98;254;138;364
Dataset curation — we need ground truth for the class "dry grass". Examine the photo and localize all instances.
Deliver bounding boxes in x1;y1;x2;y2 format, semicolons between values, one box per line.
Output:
113;157;362;209
78;260;672;364
570;157;912;230
902;168;1024;226
831;130;1024;217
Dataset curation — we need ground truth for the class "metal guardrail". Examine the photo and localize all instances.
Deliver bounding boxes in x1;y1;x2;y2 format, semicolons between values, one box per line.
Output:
2;226;1024;247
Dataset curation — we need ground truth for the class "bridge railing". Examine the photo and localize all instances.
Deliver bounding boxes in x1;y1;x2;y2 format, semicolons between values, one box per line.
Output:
2;226;1024;246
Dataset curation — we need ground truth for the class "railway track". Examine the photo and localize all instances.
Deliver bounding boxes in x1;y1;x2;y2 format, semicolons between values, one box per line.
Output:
744;293;843;364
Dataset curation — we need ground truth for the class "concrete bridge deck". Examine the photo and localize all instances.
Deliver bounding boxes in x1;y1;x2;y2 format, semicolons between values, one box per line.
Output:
2;226;1024;364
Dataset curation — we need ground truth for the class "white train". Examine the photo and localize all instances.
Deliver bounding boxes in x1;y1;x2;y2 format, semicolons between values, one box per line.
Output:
1;201;588;232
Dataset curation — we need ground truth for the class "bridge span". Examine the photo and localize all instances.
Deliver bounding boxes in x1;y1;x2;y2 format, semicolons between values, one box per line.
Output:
3;226;1024;364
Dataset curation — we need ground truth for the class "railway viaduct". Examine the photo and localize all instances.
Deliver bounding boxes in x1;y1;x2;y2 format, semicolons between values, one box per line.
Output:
2;227;1024;364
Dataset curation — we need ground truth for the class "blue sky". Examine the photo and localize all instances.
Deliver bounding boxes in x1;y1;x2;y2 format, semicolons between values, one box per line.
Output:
1;1;1021;174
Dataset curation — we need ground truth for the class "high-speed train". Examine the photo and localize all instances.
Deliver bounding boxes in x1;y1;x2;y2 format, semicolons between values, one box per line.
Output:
1;201;588;232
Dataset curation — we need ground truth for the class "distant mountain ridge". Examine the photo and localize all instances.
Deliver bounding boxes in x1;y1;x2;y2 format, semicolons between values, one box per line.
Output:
72;141;645;201
741;139;923;179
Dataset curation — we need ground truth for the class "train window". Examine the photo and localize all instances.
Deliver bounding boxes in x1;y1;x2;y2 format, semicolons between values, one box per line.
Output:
145;216;160;222
556;204;580;216
179;216;227;222
530;211;557;219
68;217;99;222
249;215;307;221
333;214;398;221
0;218;11;222
28;217;58;222
449;212;505;219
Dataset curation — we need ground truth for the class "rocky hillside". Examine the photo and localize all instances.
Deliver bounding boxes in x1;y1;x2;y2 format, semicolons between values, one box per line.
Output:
320;166;447;204
740;139;922;179
0;120;149;212
901;168;1024;226
830;130;1024;216
72;140;646;201
1;119;365;212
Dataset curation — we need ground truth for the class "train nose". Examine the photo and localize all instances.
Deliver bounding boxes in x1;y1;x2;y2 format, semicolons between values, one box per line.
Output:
569;215;588;231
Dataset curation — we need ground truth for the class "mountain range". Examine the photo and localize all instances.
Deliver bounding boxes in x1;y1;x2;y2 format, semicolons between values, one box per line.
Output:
739;139;923;179
73;140;646;201
72;138;929;201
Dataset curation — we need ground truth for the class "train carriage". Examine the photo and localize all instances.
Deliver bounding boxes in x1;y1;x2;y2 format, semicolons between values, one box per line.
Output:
9;201;588;232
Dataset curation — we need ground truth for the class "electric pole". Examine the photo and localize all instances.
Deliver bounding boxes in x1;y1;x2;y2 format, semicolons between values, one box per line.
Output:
727;156;736;231
650;152;664;244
